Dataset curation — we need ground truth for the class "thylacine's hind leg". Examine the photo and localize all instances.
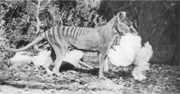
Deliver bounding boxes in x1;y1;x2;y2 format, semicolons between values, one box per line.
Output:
43;56;53;74
104;58;109;72
52;46;68;77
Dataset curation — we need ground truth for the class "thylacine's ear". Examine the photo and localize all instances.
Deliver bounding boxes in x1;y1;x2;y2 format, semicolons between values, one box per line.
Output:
116;11;126;21
113;12;126;27
112;15;119;29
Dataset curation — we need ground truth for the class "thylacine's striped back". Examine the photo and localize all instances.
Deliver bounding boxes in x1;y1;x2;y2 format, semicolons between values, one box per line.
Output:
44;25;95;47
55;26;93;37
45;26;91;40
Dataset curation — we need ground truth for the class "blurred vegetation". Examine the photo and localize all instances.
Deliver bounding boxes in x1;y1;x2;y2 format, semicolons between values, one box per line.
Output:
0;0;179;66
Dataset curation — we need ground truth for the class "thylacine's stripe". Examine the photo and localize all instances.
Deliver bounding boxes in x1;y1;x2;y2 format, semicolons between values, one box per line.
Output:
57;26;62;42
46;30;50;42
60;26;64;39
72;27;78;38
56;25;61;40
81;28;85;36
70;27;75;37
74;27;80;38
54;26;62;50
80;27;85;36
54;26;62;49
51;27;55;44
65;26;70;37
45;30;49;41
63;26;68;37
78;27;83;37
75;27;82;38
48;29;53;45
77;27;83;38
61;26;66;37
78;27;84;37
70;27;76;38
52;26;58;46
67;27;73;37
51;27;56;44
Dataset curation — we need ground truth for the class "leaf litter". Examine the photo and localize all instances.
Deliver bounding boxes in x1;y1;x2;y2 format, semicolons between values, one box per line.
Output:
0;59;180;94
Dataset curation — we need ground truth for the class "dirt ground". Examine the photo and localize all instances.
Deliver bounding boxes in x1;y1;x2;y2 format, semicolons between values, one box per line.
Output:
0;60;180;94
0;85;123;94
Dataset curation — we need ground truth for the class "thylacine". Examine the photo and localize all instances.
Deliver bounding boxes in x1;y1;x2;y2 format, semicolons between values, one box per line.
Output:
3;12;137;78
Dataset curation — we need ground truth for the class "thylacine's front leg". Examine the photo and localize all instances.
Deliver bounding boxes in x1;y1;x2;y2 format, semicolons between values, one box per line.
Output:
98;51;107;79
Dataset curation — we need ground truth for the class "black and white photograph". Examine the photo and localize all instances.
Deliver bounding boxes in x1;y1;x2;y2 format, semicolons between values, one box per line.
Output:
0;0;179;94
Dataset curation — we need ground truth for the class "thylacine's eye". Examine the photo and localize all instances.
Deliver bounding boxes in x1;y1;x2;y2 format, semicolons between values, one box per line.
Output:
127;20;133;27
127;24;131;27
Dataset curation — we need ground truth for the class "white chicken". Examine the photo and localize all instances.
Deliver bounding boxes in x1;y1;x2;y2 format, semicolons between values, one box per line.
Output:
63;50;93;69
8;48;91;73
107;33;153;81
32;49;92;73
9;51;33;69
32;50;53;73
132;42;153;81
108;33;142;67
63;50;84;68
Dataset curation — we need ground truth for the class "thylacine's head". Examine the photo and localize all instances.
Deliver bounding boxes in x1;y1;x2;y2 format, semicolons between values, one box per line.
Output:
111;12;139;35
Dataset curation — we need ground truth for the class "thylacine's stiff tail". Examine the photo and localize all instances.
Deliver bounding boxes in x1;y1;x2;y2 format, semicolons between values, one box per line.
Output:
3;33;45;52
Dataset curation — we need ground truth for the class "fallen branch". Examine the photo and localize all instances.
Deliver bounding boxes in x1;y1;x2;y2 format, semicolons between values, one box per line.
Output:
79;61;93;69
4;80;68;89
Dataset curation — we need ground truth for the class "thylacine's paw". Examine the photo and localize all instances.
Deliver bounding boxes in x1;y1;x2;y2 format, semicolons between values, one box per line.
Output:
99;76;107;80
99;74;107;80
139;74;147;80
132;72;139;80
132;72;147;81
137;73;147;81
53;68;62;77
45;68;53;74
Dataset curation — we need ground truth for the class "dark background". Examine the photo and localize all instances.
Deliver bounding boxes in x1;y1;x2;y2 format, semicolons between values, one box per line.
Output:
0;0;180;67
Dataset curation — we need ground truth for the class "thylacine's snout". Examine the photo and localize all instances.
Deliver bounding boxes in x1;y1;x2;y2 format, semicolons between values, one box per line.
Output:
129;25;139;35
115;23;138;36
